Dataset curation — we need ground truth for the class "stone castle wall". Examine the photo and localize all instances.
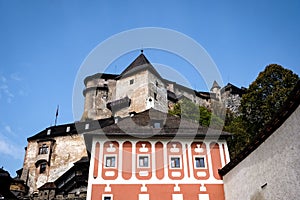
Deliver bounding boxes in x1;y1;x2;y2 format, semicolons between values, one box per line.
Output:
21;134;87;193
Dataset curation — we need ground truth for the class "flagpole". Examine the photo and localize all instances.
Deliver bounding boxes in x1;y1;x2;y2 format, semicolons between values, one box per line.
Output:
55;105;59;126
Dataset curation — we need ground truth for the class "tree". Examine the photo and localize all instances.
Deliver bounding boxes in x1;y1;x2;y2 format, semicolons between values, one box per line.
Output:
168;98;224;128
240;64;299;138
224;116;250;158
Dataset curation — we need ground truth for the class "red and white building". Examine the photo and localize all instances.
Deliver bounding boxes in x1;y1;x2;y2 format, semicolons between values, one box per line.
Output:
84;110;231;200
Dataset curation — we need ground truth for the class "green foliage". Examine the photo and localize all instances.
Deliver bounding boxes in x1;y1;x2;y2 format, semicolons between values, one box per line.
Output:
168;98;224;128
224;116;250;158
240;64;299;138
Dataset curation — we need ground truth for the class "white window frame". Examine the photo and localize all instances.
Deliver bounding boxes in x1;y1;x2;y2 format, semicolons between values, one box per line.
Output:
102;194;113;200
169;156;182;169
104;154;117;168
137;154;150;168
194;156;207;169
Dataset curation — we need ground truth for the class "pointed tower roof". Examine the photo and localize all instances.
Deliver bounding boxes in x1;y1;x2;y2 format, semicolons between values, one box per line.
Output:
118;52;162;79
211;80;221;91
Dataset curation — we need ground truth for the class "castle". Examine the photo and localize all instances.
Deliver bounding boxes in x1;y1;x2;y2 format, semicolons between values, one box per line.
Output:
13;53;299;200
81;52;245;121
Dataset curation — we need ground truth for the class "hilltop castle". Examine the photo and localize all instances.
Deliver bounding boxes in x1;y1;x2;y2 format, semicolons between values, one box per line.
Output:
82;52;245;121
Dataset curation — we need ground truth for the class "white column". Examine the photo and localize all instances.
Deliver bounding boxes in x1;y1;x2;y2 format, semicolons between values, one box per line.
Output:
132;141;137;178
205;141;215;181
151;141;156;179
98;140;104;180
187;142;194;179
118;141;124;178
163;141;168;179
224;142;230;163
218;142;225;167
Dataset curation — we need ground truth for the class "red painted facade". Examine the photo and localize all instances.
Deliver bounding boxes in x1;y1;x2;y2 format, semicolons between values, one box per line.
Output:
87;138;230;200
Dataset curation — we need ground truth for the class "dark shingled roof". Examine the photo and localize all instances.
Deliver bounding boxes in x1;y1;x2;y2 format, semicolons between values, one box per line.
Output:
219;80;300;176
120;53;150;76
117;53;163;80
85;108;231;138
220;83;246;96
211;80;221;90
27;123;77;141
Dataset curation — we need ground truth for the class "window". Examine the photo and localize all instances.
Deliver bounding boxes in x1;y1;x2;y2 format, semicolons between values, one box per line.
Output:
38;144;48;155
102;194;113;200
153;122;161;128
138;155;150;168
170;156;181;169
154;93;157;100
105;155;116;168
129;79;134;85
195;157;206;168
40;163;47;174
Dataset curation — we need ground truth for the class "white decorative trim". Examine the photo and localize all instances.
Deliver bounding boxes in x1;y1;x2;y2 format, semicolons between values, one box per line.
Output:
218;142;225;167
139;143;148;152
139;194;149;200
182;144;189;179
139;171;149;176
104;184;111;192
141;184;147;192
198;194;209;200
171;171;181;177
197;172;207;177
224;142;230;164
132;141;137;178
205;142;215;181
105;171;115;177
151;141;156;178
170;144;179;153
194;144;204;153
118;141;123;178
163;142;168;178
188;144;194;178
107;144;116;152
200;184;207;192
174;184;180;192
172;194;183;200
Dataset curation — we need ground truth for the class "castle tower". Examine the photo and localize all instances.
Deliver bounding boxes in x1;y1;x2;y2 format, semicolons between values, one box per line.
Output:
211;80;221;101
82;53;168;121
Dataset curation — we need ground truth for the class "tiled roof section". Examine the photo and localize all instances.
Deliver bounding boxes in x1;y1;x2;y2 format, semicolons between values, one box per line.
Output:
120;53;150;76
221;83;246;96
118;53;163;80
27;118;115;141
27;123;77;141
90;109;231;138
211;80;221;90
219;80;300;176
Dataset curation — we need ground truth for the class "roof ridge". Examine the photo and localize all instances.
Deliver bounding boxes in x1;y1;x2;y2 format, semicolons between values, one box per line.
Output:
119;53;152;77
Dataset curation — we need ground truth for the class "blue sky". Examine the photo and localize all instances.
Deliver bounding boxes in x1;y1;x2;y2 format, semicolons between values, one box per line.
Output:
0;0;299;175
